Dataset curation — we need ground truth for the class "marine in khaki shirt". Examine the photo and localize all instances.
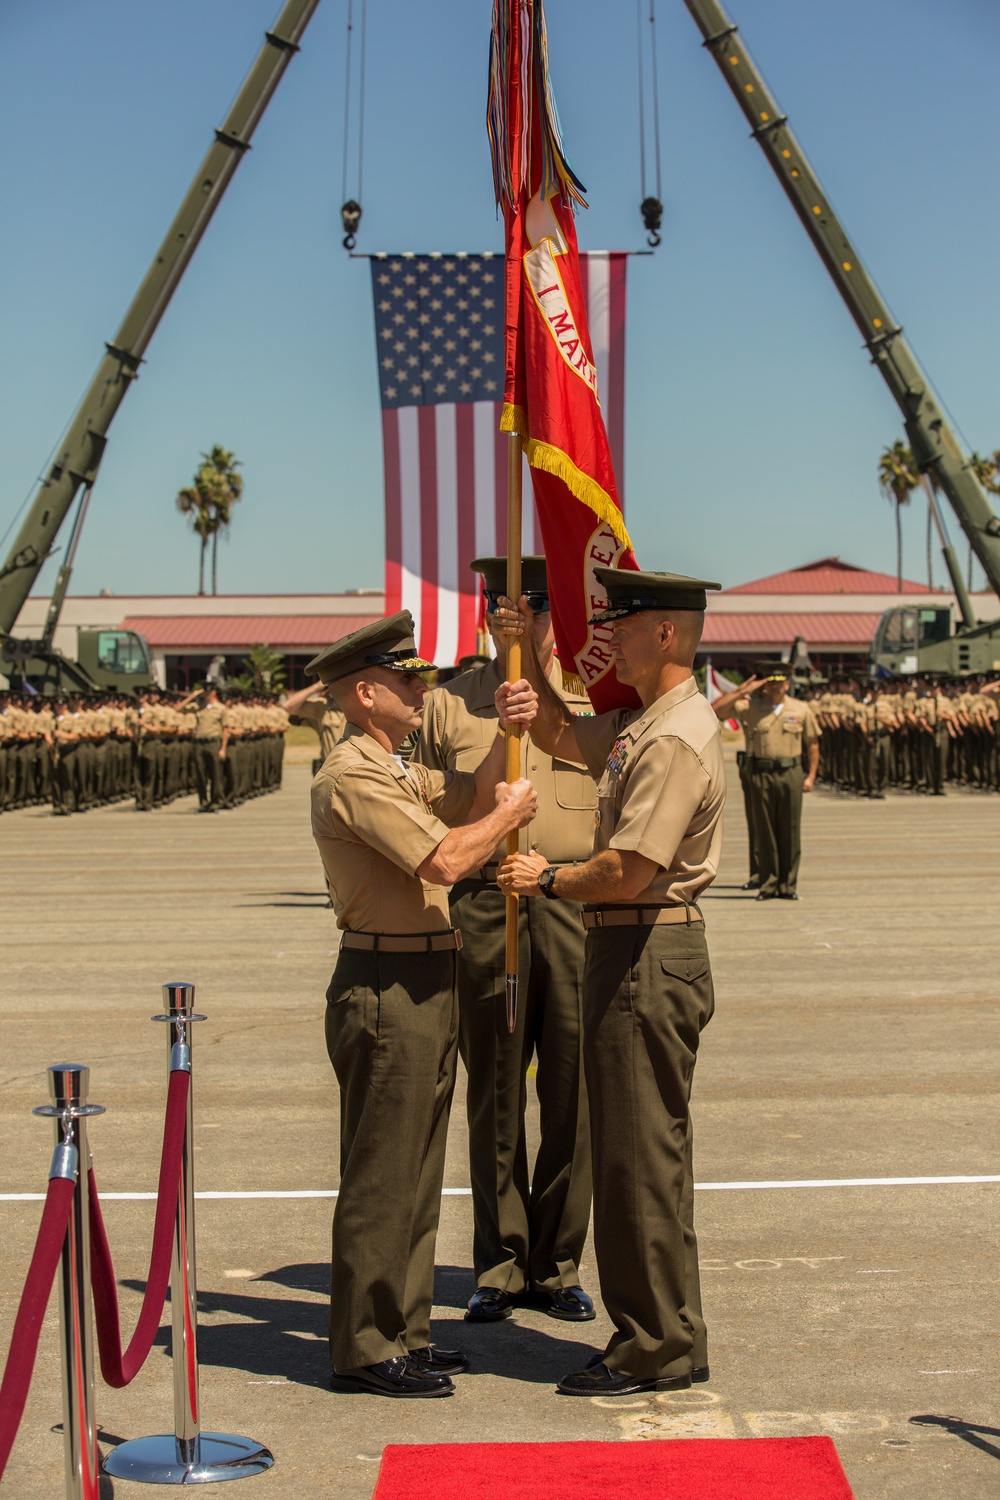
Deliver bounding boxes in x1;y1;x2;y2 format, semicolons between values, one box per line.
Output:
735;692;820;762
284;681;346;764
496;566;724;1399
412;556;598;1321
306;610;538;1398
571;677;725;907
313;725;479;933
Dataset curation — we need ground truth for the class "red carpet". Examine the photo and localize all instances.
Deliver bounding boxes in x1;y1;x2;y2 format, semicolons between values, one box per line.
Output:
371;1439;856;1499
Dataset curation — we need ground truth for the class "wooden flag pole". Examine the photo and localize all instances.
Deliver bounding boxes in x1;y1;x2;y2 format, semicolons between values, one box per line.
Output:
503;431;524;1035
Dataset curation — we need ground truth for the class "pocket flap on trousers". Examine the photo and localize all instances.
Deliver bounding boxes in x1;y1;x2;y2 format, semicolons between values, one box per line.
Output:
659;958;709;984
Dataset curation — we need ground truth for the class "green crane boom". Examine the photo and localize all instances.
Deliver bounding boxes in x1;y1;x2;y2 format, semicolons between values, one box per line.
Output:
0;0;322;658
683;0;1000;637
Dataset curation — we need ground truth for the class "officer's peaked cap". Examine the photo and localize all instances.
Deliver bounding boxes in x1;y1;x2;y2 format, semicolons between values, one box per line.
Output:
589;567;721;623
471;555;548;596
305;610;435;685
753;660;792;682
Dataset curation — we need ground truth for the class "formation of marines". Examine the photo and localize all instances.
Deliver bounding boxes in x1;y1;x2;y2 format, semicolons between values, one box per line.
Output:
805;676;1000;796
308;558;725;1400
0;683;287;816
710;665;1000;903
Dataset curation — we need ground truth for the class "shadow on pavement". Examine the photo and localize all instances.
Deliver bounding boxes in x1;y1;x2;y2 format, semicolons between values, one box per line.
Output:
121;1263;597;1389
121;1274;330;1390
910;1415;1000;1461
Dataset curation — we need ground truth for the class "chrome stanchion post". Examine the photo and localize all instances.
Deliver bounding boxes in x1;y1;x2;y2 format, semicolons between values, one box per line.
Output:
103;983;274;1485
161;981;204;1458
33;1064;105;1500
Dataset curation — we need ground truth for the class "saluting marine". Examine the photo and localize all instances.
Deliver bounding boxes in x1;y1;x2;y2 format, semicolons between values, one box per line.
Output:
712;662;819;900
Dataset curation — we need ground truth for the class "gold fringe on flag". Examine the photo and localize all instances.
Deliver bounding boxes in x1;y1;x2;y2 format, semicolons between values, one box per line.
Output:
524;439;634;554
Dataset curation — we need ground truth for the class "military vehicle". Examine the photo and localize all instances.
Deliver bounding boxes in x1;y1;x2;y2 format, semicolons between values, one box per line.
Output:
0;0;321;694
685;0;1000;677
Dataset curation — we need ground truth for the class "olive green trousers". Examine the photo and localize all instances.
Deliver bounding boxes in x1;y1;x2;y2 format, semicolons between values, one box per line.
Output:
324;947;458;1371
583;920;714;1380
449;879;592;1294
749;764;804;897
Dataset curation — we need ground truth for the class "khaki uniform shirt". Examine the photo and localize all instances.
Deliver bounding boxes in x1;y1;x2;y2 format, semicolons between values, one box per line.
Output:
194;702;230;740
293;697;350;762
413;656;597;864
874;696;897;730
312;723;478;933
733;694;819;758
3;706;27;742
573;677;726;908
89;708;111;741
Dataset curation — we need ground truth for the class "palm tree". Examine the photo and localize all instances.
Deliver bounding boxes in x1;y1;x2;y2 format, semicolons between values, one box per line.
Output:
200;446;243;596
878;441;920;592
176;475;216;595
232;643;287;694
175;446;243;596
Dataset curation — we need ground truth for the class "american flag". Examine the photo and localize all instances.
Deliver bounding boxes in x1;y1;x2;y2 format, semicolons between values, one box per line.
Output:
371;251;627;665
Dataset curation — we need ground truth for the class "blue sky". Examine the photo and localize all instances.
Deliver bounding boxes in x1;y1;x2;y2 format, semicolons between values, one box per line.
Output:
2;0;998;601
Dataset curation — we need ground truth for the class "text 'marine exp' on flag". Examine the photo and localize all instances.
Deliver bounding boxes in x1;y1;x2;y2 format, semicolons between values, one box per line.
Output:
371;251;627;668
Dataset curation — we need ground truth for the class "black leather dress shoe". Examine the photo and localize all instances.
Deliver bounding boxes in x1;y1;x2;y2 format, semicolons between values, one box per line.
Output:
466;1287;515;1322
740;878;760;890
329;1356;454;1397
778;892;799;900
587;1352;708;1383
541;1285;596;1321
756;891;776;901
408;1344;470;1375
558;1361;692;1397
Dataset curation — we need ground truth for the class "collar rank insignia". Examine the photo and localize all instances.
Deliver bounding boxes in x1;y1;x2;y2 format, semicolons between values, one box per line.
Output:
607;736;630;775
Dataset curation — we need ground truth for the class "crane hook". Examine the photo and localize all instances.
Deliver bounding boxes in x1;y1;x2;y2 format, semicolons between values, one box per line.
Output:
341;199;362;251
641;196;663;248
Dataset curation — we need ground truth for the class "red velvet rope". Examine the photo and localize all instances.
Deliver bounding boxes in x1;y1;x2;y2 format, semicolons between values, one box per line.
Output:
88;1068;190;1388
0;1175;77;1482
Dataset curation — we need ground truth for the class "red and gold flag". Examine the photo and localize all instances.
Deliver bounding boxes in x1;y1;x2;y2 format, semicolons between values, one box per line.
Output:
488;0;640;712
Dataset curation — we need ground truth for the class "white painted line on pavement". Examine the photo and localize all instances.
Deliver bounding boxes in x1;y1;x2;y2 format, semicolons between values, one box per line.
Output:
2;1174;999;1204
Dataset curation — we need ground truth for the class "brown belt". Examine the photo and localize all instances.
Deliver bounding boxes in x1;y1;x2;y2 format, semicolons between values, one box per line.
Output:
341;930;463;954
582;905;703;930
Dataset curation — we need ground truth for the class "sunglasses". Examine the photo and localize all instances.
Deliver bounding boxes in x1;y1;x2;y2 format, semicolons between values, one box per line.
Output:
484;591;550;615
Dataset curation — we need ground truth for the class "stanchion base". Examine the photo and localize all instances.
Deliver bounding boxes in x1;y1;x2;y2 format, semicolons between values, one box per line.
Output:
102;1432;274;1484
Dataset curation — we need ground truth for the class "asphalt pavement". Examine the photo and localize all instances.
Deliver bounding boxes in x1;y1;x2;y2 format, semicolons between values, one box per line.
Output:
1;757;997;1498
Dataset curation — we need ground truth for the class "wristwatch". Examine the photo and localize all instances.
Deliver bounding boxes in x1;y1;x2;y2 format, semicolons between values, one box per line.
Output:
537;866;560;899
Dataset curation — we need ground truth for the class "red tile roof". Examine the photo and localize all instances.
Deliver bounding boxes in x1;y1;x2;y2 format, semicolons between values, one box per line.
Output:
701;612;882;648
724;556;932;595
122;615;379;649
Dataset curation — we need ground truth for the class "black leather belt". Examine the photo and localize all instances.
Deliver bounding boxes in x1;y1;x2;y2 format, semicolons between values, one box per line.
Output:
749;756;799;771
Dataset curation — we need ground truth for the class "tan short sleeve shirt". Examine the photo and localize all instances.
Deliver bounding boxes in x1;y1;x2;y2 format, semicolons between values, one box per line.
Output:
413;656;597;864
194;702;227;739
312;724;477;933
734;694;819;758
573;677;727;906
